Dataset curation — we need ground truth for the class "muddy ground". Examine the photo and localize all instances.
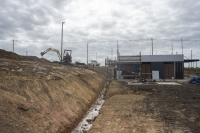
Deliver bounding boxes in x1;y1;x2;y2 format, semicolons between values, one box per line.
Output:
88;81;200;133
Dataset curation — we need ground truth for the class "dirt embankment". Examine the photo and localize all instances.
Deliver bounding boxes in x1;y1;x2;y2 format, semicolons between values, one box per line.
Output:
184;68;200;79
0;49;50;63
88;81;200;133
0;50;107;133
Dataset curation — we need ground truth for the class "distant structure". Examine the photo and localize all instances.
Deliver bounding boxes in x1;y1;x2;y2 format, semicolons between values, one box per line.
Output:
116;52;199;80
105;57;117;67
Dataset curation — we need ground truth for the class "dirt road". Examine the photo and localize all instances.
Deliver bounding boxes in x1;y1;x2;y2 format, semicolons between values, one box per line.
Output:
88;81;200;133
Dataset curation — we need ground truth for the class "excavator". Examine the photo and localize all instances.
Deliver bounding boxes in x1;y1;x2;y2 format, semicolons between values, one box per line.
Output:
40;48;72;64
63;49;72;63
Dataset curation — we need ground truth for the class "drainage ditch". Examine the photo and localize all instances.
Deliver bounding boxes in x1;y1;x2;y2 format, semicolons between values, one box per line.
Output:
71;81;109;133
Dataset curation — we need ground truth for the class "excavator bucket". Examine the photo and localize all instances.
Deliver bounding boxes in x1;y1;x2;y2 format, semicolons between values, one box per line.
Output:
40;52;45;57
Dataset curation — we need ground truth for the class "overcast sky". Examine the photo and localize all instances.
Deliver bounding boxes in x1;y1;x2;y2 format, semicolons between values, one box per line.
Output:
0;0;199;67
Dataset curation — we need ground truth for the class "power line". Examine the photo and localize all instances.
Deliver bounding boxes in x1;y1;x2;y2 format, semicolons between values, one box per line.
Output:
0;38;200;44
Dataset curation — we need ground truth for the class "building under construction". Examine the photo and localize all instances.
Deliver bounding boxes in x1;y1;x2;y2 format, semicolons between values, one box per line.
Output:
105;57;117;67
117;53;199;80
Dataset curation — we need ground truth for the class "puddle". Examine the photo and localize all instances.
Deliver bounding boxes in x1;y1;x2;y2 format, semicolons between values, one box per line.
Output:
71;82;109;133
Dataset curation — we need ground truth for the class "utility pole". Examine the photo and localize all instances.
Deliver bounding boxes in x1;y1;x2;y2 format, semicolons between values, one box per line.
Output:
87;43;89;65
151;38;153;55
193;62;194;69
61;22;65;64
191;50;192;68
13;39;14;52
96;52;97;60
181;37;183;55
117;40;118;60
117;40;118;73
26;51;28;56
11;39;17;53
117;40;119;50
172;43;173;55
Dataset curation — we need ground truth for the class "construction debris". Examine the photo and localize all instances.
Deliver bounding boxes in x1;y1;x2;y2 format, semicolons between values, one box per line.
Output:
189;77;200;84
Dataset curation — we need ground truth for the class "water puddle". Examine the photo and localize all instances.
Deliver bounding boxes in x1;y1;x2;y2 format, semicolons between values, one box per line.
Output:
72;82;109;133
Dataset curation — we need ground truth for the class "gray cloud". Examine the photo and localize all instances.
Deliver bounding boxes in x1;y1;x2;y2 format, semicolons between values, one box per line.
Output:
0;0;200;67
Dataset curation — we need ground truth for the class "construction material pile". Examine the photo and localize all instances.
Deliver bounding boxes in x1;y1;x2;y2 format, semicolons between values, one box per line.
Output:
0;49;21;60
0;49;50;63
21;56;50;63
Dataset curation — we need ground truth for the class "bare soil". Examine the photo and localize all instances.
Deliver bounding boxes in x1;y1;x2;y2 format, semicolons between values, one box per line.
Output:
0;49;50;63
0;50;109;133
1;49;200;133
184;69;200;79
88;80;200;133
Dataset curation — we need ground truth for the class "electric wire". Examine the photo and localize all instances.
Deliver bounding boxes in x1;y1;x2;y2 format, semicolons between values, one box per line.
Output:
1;39;200;44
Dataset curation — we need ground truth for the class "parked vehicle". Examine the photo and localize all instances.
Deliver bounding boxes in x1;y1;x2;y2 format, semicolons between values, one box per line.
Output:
88;60;100;67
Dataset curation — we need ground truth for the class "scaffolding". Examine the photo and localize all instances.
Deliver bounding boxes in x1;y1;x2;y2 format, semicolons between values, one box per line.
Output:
117;51;142;79
105;57;117;67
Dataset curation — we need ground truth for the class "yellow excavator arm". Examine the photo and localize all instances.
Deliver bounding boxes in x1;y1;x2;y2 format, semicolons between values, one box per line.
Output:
41;48;61;61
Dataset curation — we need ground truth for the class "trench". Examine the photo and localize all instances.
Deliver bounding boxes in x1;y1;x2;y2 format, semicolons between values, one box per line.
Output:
71;81;109;133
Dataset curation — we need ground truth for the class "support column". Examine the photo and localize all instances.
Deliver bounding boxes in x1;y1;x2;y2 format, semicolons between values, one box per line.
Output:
151;38;153;55
174;62;176;79
13;39;14;52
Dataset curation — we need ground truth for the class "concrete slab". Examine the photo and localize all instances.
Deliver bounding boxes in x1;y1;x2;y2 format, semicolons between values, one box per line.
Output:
165;79;188;82
127;82;182;85
128;83;143;85
156;82;181;85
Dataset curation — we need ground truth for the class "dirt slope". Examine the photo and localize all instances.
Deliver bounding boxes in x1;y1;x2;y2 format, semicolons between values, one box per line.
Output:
184;68;200;79
0;49;50;63
0;51;107;133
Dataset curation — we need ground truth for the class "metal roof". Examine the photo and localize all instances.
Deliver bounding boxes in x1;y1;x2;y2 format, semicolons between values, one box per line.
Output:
118;55;184;62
